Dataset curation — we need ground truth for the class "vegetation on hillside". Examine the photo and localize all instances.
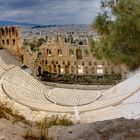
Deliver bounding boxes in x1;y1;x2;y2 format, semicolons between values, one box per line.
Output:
92;0;140;70
0;101;26;122
0;100;74;140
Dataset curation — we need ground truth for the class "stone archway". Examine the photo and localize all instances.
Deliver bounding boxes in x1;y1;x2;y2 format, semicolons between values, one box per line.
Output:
78;65;83;74
1;28;4;36
21;55;24;63
76;49;82;59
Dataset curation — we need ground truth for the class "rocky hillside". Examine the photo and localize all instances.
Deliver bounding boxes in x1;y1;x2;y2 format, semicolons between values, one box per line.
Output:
49;118;140;140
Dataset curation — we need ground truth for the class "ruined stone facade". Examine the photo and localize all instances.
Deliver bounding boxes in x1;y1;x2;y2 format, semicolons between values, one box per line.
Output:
0;26;22;60
0;26;128;79
36;34;128;77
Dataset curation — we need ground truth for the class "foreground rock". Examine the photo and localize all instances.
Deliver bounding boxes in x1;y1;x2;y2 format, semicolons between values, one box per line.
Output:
1;117;140;140
49;118;140;140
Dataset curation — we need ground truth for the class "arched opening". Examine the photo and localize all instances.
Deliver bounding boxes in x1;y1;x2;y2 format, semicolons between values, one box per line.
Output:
69;49;74;56
76;49;82;59
38;66;42;76
21;55;24;63
47;49;51;56
79;41;83;45
68;61;70;65
12;27;15;35
58;49;62;56
58;65;61;74
7;39;9;45
78;65;83;74
54;64;57;73
1;28;4;36
6;27;8;35
2;40;5;45
61;67;64;74
9;28;12;35
13;39;16;45
5;27;8;35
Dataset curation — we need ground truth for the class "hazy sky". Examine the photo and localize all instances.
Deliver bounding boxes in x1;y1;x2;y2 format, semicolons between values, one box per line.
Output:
0;0;101;25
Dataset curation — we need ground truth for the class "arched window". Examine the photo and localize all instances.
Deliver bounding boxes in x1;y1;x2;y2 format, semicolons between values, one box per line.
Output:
2;40;5;45
12;27;15;35
68;61;70;65
7;39;9;45
54;64;57;73
1;28;4;36
89;61;91;66
69;49;74;56
55;61;58;64
6;27;8;35
47;49;51;56
9;28;12;35
13;39;16;45
76;49;82;59
79;41;83;45
62;61;65;65
58;49;62;56
78;65;83;74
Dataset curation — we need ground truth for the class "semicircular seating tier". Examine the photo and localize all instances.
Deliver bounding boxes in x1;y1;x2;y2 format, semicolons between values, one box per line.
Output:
1;61;140;114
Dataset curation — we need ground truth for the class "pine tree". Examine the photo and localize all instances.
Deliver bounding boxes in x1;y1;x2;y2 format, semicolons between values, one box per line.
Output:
92;0;140;70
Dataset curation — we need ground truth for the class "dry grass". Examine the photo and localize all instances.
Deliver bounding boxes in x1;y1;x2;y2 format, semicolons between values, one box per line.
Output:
0;101;27;123
0;100;74;139
24;114;74;140
37;114;74;128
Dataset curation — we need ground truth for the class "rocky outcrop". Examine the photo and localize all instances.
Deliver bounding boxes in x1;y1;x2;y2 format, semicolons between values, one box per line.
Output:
1;117;140;140
49;118;140;140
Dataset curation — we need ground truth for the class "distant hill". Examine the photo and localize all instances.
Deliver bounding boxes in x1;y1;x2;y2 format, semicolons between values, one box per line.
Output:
0;20;39;26
31;24;90;29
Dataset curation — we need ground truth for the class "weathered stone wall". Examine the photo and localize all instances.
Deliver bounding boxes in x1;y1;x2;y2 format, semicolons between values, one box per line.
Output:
39;34;127;77
0;26;22;60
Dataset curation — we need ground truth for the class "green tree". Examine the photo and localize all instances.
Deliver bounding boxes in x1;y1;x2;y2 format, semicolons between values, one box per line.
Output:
92;0;140;70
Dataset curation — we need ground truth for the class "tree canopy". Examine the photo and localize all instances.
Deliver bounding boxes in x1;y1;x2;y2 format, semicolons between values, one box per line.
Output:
92;0;140;70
